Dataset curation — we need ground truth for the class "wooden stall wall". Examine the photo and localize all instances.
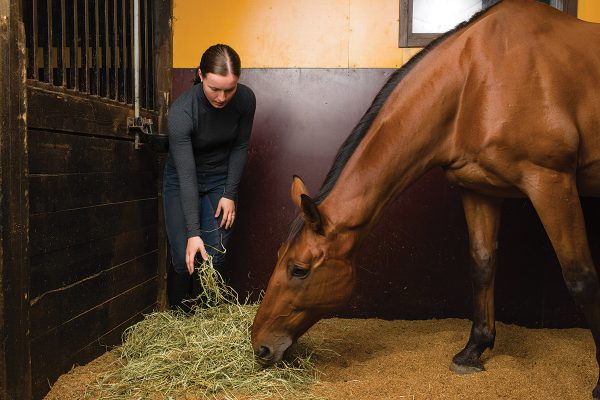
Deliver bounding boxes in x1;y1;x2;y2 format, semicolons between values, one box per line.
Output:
26;86;160;400
172;1;600;328
0;1;30;399
0;1;172;399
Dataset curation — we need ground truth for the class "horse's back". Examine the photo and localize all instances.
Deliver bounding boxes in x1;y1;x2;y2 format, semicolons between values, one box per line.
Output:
446;0;600;197
482;0;600;85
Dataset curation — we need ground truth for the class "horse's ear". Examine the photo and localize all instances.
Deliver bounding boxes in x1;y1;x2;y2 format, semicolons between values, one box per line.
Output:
291;176;324;235
300;194;324;235
291;175;309;210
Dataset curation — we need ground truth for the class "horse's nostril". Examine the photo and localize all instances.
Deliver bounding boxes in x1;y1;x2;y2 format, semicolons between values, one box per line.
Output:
256;345;271;359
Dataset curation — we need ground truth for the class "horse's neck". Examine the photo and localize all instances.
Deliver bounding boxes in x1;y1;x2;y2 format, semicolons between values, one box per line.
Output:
321;58;461;239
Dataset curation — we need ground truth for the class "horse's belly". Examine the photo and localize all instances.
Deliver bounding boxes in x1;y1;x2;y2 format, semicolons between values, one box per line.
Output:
446;163;600;198
445;166;524;198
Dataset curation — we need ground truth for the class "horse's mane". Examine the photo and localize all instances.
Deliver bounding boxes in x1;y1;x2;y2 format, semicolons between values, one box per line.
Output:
287;2;502;242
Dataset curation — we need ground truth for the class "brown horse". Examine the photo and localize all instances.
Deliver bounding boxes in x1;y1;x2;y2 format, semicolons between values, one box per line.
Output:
251;0;600;397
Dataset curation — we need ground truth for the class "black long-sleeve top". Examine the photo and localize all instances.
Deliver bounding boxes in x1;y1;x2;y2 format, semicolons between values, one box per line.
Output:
166;82;256;238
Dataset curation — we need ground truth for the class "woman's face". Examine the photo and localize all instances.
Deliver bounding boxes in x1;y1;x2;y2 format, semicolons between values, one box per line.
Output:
199;70;239;109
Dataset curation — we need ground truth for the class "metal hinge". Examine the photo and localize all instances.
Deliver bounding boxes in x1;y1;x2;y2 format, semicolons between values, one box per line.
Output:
127;116;169;152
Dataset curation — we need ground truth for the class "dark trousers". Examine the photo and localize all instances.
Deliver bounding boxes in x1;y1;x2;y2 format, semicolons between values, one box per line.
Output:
163;161;233;308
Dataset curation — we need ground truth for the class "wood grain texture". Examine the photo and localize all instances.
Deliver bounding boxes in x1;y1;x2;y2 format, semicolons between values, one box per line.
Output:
30;280;157;400
0;1;32;398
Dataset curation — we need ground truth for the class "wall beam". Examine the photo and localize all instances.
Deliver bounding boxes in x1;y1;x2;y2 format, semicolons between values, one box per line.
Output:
152;0;172;309
0;0;31;398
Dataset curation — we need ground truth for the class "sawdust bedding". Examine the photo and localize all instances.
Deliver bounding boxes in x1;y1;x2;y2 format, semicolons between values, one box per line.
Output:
45;317;596;400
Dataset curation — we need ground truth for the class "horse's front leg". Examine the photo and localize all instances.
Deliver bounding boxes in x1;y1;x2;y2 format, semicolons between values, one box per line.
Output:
451;189;502;374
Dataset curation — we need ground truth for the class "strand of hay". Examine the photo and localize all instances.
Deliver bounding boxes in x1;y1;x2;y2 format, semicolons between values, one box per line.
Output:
190;254;238;308
85;250;322;400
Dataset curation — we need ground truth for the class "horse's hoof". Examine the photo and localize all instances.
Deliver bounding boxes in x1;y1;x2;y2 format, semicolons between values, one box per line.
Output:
449;361;485;375
592;385;600;400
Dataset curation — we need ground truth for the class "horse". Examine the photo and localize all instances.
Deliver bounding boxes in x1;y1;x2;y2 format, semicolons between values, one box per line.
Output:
250;0;600;397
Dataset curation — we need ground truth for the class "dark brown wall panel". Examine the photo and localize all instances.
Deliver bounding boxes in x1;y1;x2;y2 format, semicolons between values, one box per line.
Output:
30;198;158;255
27;89;161;399
173;68;600;328
30;252;157;337
29;171;156;214
28;129;156;175
30;225;157;299
30;280;157;400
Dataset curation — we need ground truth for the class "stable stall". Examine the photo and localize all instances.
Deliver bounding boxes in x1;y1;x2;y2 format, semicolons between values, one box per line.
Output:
0;1;172;398
3;1;600;399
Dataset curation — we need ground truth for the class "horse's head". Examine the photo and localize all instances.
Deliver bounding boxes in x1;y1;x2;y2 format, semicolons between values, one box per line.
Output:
251;176;356;366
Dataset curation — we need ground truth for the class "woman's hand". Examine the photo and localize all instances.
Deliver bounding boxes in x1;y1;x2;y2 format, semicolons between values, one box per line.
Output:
215;197;236;229
185;236;208;274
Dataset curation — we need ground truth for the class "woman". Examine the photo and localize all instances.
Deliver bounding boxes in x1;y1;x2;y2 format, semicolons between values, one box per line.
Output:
164;44;256;310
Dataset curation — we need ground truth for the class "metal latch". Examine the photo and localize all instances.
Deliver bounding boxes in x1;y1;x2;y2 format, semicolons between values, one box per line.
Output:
127;116;169;152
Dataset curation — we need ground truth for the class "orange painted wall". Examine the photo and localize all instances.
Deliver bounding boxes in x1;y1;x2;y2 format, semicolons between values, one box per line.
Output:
172;0;418;68
173;0;600;69
579;0;600;22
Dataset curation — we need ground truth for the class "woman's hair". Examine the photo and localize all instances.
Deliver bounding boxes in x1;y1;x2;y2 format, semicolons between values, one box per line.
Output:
192;44;241;85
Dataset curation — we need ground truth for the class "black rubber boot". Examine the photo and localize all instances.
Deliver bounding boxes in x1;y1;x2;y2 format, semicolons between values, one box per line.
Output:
168;271;192;313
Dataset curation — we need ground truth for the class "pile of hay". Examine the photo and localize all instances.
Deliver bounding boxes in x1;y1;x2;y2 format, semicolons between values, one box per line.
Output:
84;256;321;399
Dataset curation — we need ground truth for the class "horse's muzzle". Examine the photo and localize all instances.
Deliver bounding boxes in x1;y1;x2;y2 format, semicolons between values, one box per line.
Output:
254;345;276;366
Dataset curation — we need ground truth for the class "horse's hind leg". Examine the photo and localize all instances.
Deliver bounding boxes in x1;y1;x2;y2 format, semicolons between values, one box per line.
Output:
524;171;600;399
451;190;502;374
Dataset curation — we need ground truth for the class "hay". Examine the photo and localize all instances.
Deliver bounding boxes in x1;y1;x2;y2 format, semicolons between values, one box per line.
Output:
85;255;322;400
191;254;238;307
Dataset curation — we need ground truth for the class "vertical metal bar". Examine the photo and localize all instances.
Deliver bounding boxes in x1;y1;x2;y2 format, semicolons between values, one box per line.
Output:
59;0;67;86
93;0;100;94
103;0;109;97
83;0;89;92
25;0;39;79
147;0;154;109
44;0;53;83
71;0;79;90
133;0;139;115
33;0;39;80
121;0;127;102
142;0;149;109
23;0;33;79
130;0;135;105
112;0;118;100
138;0;144;109
135;0;145;108
54;0;61;83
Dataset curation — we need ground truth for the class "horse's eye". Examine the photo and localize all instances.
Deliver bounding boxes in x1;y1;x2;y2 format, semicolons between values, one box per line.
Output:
290;264;310;279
